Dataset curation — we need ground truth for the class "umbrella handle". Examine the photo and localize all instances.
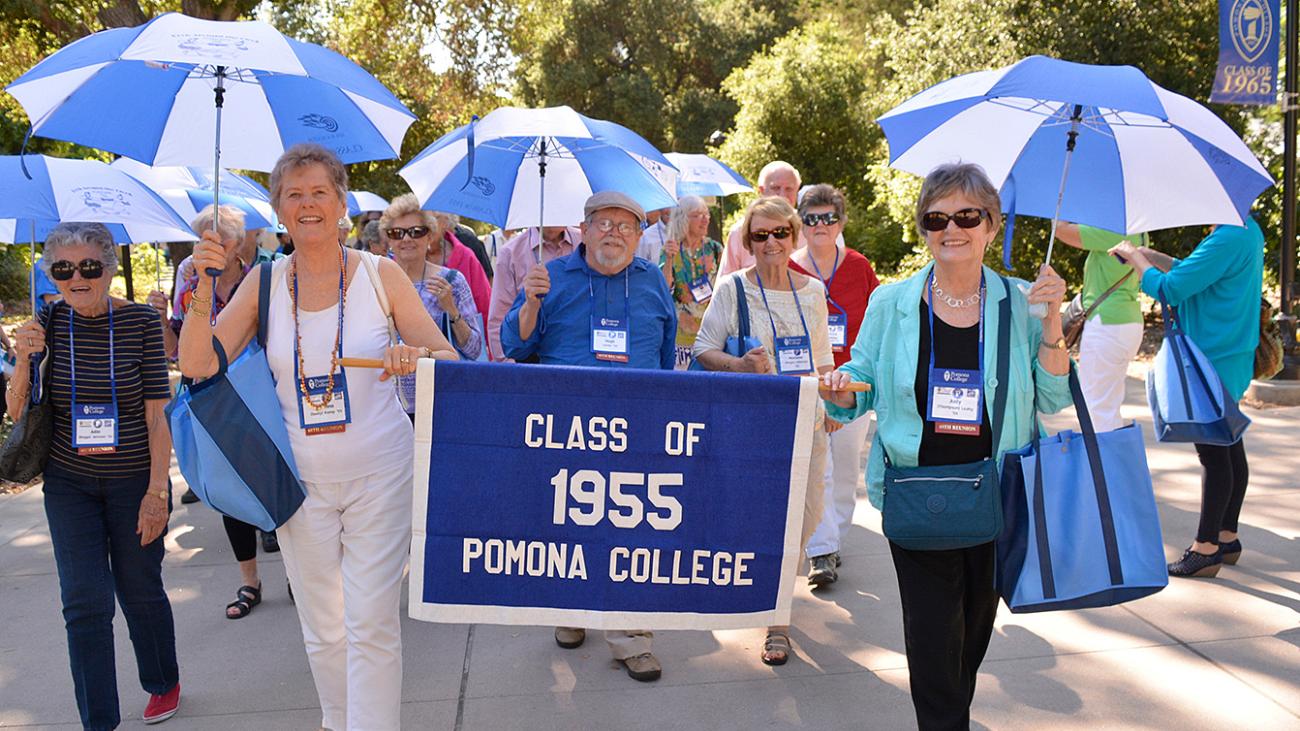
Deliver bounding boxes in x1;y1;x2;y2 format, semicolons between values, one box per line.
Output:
205;65;228;278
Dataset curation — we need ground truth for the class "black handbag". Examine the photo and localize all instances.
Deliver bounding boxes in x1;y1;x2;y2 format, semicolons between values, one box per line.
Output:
0;308;56;483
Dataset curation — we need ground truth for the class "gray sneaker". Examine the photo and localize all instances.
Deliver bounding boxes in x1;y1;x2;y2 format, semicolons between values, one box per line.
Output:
554;627;586;648
808;553;839;587
621;652;662;681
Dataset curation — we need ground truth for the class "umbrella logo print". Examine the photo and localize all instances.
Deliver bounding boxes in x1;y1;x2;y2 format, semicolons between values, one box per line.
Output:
174;34;255;54
1230;0;1273;63
469;176;496;196
300;114;340;133
77;187;133;216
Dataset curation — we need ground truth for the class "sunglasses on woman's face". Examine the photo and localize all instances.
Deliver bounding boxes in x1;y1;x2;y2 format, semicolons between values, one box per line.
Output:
749;226;793;243
921;208;988;232
49;258;105;281
801;212;841;227
385;225;431;240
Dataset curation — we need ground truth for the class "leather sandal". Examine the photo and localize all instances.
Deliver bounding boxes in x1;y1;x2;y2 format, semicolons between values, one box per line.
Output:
762;630;791;666
225;582;262;619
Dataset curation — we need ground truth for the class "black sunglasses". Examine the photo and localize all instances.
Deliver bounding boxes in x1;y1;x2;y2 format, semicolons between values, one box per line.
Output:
749;226;793;243
49;258;106;281
801;212;841;227
385;225;431;240
921;208;989;232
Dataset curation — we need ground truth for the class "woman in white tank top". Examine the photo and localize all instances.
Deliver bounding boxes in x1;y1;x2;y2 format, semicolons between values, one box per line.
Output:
178;144;457;731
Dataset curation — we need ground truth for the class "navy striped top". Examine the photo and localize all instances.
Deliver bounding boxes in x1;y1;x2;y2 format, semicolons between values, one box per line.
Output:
40;301;171;476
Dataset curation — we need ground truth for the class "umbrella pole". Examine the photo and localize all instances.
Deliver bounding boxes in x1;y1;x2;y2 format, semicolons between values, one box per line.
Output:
29;222;36;317
155;243;162;292
206;65;227;279
1032;104;1084;319
536;138;548;266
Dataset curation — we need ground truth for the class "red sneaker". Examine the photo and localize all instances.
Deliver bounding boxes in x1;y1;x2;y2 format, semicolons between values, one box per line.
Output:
142;683;180;724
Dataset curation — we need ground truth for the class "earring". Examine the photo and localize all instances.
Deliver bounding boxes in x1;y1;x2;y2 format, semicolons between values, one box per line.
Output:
338;215;351;228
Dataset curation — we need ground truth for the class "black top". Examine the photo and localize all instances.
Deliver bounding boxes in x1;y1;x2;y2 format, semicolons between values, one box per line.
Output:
455;224;495;279
41;301;172;477
915;300;993;467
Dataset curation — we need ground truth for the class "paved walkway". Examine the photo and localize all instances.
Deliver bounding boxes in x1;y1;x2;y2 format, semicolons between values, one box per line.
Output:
1;374;1297;730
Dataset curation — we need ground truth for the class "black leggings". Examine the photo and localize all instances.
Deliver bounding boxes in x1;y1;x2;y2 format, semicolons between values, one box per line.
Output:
223;515;259;563
1194;439;1249;544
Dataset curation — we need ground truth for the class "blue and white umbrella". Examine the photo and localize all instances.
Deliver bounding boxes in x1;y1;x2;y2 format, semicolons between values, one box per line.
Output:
0;218;197;245
664;153;753;197
400;105;678;230
347;190;389;216
111;157;275;230
878;56;1274;266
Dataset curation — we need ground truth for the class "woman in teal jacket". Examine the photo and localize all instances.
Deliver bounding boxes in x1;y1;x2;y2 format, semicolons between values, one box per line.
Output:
1111;219;1264;578
822;163;1071;731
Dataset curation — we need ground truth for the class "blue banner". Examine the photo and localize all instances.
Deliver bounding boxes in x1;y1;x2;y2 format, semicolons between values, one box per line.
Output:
1210;0;1280;105
408;361;818;630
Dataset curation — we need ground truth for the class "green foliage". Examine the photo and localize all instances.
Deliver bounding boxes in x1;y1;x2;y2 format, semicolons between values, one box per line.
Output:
0;245;36;306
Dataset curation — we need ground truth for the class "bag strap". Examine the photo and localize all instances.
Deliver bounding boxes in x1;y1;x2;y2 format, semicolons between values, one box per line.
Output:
359;250;398;347
990;275;1013;450
733;274;752;341
1079;270;1133;323
257;261;273;350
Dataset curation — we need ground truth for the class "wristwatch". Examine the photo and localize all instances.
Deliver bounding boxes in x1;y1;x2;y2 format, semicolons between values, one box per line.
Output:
1043;336;1067;351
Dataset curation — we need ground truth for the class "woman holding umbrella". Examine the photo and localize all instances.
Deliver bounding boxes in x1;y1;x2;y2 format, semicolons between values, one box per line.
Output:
821;163;1071;730
659;195;723;369
8;222;181;728
179;143;457;730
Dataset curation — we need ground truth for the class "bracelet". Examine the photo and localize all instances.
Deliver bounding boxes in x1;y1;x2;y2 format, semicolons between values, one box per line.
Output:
188;290;212;305
448;313;461;324
151;488;169;502
187;301;211;317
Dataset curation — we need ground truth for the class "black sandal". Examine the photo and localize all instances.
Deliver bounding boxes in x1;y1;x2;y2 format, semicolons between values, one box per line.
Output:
225;583;262;619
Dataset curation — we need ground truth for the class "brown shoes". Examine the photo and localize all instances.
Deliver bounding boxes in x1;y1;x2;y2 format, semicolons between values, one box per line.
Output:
620;652;662;682
554;627;586;649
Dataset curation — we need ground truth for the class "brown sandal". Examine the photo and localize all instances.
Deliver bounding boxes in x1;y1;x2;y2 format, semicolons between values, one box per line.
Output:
762;630;790;666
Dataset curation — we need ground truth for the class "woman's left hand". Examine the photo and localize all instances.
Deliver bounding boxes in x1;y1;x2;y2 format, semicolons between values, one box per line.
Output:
380;343;425;381
136;486;170;546
428;276;456;311
1027;264;1067;315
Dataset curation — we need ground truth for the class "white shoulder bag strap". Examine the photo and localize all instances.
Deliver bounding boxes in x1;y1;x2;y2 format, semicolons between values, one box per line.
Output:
358;250;399;347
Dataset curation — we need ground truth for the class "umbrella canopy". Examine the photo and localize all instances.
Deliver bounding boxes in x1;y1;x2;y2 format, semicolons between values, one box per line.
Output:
0;154;196;240
110;157;274;229
6;12;416;171
878;55;1274;237
664;153;753;197
0;218;196;244
400;105;678;229
347;190;389;216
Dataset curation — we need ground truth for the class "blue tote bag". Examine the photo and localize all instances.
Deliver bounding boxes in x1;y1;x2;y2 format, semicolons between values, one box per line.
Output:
688;274;761;371
997;367;1167;613
1147;295;1250;445
166;262;306;532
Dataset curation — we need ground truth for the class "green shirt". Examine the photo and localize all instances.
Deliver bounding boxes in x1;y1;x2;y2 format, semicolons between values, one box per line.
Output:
1078;226;1145;325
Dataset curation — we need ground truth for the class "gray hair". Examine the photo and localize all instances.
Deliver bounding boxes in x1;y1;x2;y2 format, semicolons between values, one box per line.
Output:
359;220;382;248
269;143;348;212
190;203;246;243
915;162;1002;238
666;195;708;243
798;183;846;220
380;193;439;233
757;160;802;188
42;222;119;276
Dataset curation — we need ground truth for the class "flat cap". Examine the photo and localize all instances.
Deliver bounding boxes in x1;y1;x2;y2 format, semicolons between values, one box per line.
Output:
583;190;646;224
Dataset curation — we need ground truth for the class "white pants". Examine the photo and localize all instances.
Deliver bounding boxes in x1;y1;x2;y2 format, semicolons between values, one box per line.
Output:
806;413;872;558
277;460;413;731
771;414;828;634
1078;317;1143;433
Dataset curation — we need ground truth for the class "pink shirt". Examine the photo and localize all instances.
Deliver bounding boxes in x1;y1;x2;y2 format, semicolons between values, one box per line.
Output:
442;232;493;348
487;227;581;360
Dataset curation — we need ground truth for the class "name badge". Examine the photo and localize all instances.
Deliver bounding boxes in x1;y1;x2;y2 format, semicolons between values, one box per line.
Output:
298;371;351;435
775;335;814;375
73;402;118;454
827;312;848;350
928;367;983;435
591;316;629;363
689;276;713;303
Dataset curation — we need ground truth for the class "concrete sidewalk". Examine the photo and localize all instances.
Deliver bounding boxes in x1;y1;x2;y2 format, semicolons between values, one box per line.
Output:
1;373;1297;730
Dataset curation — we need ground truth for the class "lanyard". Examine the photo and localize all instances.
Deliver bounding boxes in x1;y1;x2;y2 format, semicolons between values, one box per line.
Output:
753;269;812;345
291;254;347;389
587;267;631;322
69;300;116;407
925;270;985;378
807;247;847;319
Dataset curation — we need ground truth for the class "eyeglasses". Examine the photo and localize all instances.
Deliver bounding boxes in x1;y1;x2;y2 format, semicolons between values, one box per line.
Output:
49;258;105;281
749;226;793;243
801;212;841;227
589;218;640;237
385;225;431;240
921;208;988;232
687;211;711;220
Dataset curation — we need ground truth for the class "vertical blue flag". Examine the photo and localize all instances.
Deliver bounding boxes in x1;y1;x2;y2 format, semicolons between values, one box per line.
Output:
1210;0;1281;105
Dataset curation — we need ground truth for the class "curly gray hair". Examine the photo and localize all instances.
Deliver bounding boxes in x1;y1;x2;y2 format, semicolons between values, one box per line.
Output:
42;222;119;276
268;143;348;211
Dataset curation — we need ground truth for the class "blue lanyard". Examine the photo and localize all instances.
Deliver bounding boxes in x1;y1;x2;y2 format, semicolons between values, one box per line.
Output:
291;254;347;384
753;269;812;345
925;270;985;375
69;300;116;407
807;248;846;319
588;268;631;322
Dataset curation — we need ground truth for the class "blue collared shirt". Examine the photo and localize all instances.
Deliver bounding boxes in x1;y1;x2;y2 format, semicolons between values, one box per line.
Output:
502;245;677;369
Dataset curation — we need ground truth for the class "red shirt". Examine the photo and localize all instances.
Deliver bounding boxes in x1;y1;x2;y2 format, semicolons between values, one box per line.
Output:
790;247;880;367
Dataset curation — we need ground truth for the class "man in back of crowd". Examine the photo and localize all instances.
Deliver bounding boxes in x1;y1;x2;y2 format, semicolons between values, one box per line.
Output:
719;161;803;275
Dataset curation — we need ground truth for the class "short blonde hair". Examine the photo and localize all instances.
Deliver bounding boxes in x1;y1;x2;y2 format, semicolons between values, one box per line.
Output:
189;203;245;243
915;162;1002;239
379;193;439;233
269;143;348;211
740;196;801;254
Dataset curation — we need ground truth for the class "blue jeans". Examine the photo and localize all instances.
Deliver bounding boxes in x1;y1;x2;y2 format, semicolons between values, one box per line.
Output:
42;462;179;731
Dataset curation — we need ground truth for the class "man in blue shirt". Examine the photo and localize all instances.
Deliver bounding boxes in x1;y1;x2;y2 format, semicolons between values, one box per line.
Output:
502;191;677;370
501;191;676;683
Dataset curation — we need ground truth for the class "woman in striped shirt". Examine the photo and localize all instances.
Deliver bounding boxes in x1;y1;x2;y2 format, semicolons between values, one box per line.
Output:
8;222;181;727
